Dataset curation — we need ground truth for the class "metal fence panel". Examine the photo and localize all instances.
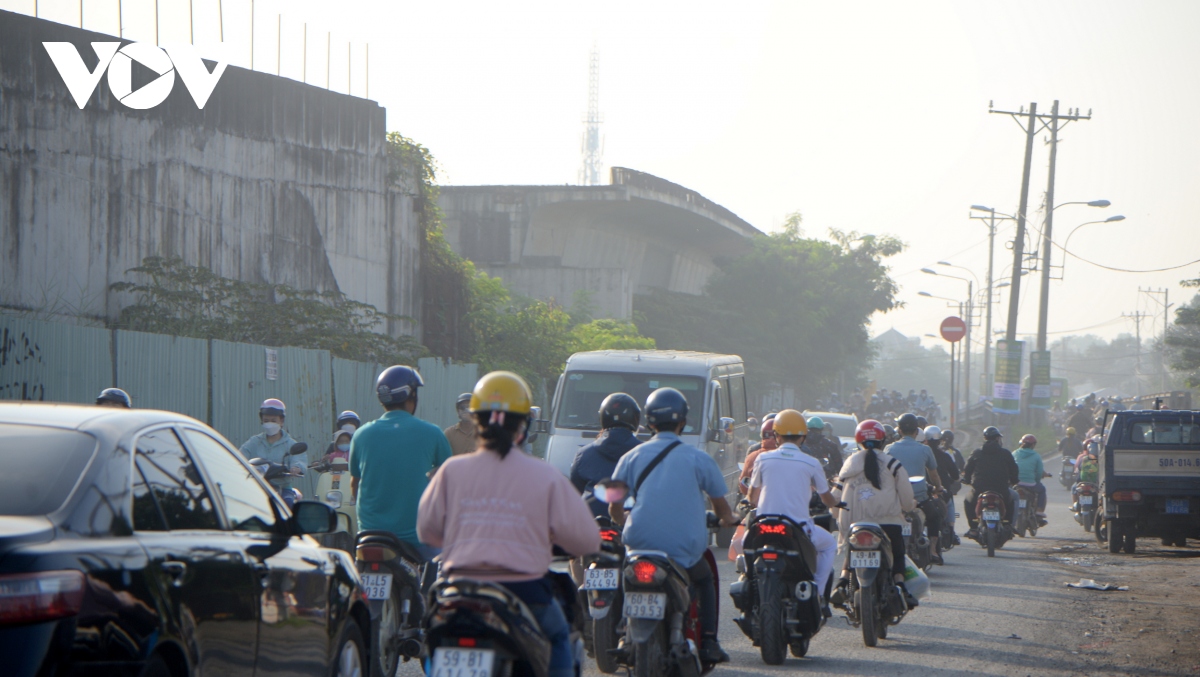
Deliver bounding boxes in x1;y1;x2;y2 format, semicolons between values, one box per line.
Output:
417;357;479;431
115;330;208;421
332;357;382;427
0;316;112;404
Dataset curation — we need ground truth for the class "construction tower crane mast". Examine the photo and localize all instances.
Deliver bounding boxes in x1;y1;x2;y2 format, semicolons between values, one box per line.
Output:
579;47;603;185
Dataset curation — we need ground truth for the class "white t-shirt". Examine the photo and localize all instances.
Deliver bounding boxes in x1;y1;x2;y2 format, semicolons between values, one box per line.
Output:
750;443;830;524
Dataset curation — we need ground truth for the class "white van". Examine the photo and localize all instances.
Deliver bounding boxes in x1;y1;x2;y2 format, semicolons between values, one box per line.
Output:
545;350;752;498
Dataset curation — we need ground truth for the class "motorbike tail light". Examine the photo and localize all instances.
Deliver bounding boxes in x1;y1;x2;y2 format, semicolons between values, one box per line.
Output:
0;570;85;626
631;561;659;584
356;545;396;562
761;552;778;561
1111;491;1142;502
457;638;477;647
755;523;788;535
599;529;619;542
325;491;343;509
849;531;881;549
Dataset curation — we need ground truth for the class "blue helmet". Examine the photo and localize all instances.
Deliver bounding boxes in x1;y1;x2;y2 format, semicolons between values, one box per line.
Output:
644;388;689;427
376;366;424;405
96;388;132;408
336;410;361;428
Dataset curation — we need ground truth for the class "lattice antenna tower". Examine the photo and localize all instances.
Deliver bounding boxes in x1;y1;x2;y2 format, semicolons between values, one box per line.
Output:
579;46;604;185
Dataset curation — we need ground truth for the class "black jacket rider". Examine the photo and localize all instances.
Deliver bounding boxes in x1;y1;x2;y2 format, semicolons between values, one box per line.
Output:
570;427;640;518
963;440;1020;493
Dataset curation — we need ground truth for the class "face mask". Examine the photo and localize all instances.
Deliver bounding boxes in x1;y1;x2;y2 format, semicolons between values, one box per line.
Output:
262;422;281;436
340;424;356;433
458;409;472;423
336;443;350;453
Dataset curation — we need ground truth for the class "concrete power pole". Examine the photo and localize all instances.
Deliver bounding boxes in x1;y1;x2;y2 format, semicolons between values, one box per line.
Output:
1140;288;1173;391
990;102;1039;341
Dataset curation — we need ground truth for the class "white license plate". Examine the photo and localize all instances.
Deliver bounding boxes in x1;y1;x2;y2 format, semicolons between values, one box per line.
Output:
1167;498;1190;514
1018;499;1027;508
360;573;393;600
849;551;881;568
1080;495;1094;505
982;510;1001;521
431;647;495;677
584;568;620;590
901;522;912;536
624;592;666;619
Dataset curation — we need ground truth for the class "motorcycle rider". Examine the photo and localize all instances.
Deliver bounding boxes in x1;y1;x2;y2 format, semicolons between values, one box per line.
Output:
443;392;479;456
831;419;919;609
1058;426;1084;459
322;410;360;462
885;413;945;564
749;410;839;615
1013;434;1049;524
739;417;778;494
570;392;642;519
925;426;961;544
96;387;132;408
607;387;737;664
239;398;305;492
962;426;1020;539
351;365;451;561
942;429;966;471
746;412;778;455
418;371;599;677
803;416;844;479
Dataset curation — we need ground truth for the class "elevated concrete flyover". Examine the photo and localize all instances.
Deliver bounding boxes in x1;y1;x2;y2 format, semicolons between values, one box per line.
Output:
438;167;762;319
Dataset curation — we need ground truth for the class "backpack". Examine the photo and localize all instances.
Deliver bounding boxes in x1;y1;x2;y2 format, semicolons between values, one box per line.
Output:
1078;456;1099;483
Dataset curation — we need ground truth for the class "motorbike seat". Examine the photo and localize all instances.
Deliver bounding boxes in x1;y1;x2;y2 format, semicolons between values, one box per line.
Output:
356;530;424;564
433;578;543;635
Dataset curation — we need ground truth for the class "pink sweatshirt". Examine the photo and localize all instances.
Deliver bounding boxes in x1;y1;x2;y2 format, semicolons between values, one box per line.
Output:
417;446;600;581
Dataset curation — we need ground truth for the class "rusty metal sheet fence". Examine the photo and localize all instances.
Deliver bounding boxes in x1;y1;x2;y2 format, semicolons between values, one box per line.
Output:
115;330;209;422
0;316;112;404
332;358;383;427
416;357;479;431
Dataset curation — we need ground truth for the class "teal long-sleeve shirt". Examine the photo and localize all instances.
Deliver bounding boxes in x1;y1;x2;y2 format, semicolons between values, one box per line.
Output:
1012;447;1045;484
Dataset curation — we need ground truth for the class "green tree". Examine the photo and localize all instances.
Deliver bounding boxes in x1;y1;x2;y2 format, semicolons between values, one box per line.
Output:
1166;283;1200;387
572;319;657;351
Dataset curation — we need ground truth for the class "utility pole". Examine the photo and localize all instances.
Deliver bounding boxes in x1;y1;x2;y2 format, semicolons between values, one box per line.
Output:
1140;288;1173;391
1124;311;1149;395
969;205;1015;396
989;102;1039;341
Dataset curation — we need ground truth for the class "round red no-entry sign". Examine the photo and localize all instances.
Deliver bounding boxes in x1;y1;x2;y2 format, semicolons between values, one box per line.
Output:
940;316;966;342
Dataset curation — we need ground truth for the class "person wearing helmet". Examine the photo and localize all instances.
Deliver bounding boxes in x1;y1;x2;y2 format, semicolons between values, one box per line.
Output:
1058;426;1084;459
749;410;839;615
96;388;132;408
607;387;737;664
830;420;919;609
885;413;945;564
961;426;1020;539
802;416;844;479
738;417;778;494
1013;434;1049;523
570;393;642;519
418;371;599;677
321;411;362;463
746;412;779;455
351;365;451;561
925;426;961;546
443;392;478;457
942;429;966;471
239;398;305;492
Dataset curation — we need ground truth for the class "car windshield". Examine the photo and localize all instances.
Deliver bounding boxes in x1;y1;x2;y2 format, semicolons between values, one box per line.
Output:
820;417;858;439
0;424;98;516
555;371;705;433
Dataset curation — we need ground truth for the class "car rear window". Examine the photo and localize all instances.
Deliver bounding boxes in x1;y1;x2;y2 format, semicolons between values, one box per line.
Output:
1129;421;1200;445
0;424;97;516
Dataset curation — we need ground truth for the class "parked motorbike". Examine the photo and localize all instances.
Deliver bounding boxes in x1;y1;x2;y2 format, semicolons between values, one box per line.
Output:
1059;457;1076;488
355;531;425;677
970;491;1014;557
581;516;625;674
248;442;308;508
1013;485;1041;538
729;514;825;664
1072;482;1099;533
308;455;356;553
839;522;909;647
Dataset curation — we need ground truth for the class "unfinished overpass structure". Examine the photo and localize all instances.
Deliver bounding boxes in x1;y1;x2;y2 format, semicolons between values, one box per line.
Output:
438;167;761;320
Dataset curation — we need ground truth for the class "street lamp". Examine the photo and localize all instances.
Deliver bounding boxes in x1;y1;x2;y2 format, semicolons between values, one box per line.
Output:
1061;215;1127;255
1036;200;1115;354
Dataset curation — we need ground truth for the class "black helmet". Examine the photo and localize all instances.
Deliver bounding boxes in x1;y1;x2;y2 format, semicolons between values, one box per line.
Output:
455;392;472;408
600;393;641;431
983;425;1002;440
376;365;424;405
896;412;920;434
644;388;689;428
96;388;132;408
915;415;928;429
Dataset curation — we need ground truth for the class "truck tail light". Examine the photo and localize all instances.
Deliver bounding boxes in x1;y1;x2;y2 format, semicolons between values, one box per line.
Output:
1111;491;1142;502
0;570;85;626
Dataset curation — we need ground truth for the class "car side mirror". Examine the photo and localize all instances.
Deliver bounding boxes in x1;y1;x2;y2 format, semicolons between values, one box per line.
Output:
292;500;336;535
289;442;308;456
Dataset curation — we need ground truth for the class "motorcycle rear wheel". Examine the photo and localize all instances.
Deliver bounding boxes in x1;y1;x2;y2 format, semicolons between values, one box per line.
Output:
758;576;786;665
986;528;996;557
856;588;878;648
593;610;620;674
633;624;666;677
789;636;809;658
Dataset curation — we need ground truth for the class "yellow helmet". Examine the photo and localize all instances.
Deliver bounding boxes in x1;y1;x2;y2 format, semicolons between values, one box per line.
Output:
1066;427;1076;436
773;409;808;437
469;371;533;415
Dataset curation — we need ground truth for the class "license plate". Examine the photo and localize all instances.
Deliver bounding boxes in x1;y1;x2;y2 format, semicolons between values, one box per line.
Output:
849;551;881;568
624;592;666;619
982;510;1001;521
584;568;620;590
431;647;495;676
901;522;912;536
1080;495;1094;505
360;573;393;600
1166;498;1190;514
1018;499;1027;508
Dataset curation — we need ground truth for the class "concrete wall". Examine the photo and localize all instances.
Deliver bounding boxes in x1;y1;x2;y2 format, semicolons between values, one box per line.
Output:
0;11;421;338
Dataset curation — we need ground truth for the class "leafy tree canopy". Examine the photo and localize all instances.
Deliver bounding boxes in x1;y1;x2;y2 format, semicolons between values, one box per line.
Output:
1166;287;1200;387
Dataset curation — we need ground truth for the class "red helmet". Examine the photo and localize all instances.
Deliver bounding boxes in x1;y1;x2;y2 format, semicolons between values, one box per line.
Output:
1020;433;1037;448
856;419;887;448
760;418;776;438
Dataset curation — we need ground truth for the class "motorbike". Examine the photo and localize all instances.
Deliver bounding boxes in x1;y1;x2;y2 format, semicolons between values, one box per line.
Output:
1059;457;1076;488
729;514;826;664
581;516;625;674
903;478;932;571
1013;484;1041;538
1072;482;1099;533
970;490;1014;557
938;493;958;551
839;522;909;647
308;455;357;553
248;442;308;508
355;531;425;677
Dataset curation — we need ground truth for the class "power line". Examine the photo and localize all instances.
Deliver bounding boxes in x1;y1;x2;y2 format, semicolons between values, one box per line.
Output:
1052;239;1200;273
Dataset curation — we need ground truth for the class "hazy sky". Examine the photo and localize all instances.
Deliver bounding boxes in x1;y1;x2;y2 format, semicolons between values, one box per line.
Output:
12;0;1200;353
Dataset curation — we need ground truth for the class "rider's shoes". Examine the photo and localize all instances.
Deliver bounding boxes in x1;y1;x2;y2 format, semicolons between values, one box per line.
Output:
951;533;961;546
931;552;944;565
699;638;730;664
898;583;919;608
965;528;980;540
829;579;850;607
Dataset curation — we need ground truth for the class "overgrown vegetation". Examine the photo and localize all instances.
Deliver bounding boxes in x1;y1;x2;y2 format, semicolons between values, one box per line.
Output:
1166;272;1200;387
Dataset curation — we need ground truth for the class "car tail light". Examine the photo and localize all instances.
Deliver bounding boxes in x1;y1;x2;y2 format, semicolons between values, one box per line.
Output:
0;570;85;626
1111;491;1142;502
599;529;619;542
356;545;396;562
631;561;658;584
850;531;881;549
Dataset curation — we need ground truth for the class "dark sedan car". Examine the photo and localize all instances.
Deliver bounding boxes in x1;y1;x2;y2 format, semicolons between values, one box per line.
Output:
0;403;373;677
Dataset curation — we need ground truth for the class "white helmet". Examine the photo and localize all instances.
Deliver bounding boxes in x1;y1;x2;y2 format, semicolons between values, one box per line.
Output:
924;425;942;441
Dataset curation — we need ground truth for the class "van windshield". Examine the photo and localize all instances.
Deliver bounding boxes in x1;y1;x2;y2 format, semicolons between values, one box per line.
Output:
555;371;705;433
